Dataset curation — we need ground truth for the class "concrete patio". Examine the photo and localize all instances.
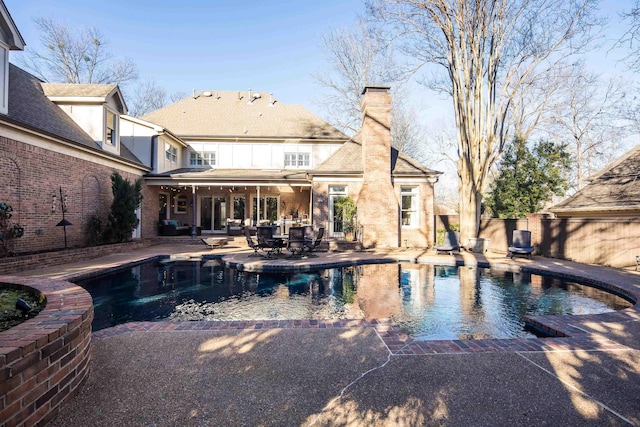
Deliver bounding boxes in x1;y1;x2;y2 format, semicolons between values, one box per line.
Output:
13;241;640;426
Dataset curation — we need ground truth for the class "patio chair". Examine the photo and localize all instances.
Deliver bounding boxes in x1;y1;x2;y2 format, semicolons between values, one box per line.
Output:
257;226;279;258
435;231;460;255
304;227;324;256
508;230;535;259
287;227;306;257
201;237;228;250
244;227;262;257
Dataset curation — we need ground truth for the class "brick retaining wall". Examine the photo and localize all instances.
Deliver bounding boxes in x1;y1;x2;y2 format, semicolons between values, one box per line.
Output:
0;276;93;427
0;240;152;275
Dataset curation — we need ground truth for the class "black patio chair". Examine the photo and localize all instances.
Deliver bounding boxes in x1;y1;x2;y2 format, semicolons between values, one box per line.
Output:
508;230;535;259
257;226;279;258
304;227;324;256
287;227;306;257
244;226;262;257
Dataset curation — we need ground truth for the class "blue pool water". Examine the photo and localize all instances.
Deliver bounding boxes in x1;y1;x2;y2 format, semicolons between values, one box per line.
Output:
75;258;632;340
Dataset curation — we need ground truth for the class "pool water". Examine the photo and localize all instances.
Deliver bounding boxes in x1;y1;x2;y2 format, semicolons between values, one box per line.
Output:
76;258;632;340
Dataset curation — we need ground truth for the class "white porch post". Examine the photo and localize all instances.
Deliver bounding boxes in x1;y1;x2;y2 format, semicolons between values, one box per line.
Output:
257;185;261;224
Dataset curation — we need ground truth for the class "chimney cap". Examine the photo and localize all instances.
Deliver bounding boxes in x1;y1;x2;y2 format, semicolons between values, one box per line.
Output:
362;86;391;95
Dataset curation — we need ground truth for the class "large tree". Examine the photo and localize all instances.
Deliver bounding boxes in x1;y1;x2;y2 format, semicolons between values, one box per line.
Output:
548;64;628;190
18;17;137;85
485;136;571;218
368;0;601;242
314;19;426;160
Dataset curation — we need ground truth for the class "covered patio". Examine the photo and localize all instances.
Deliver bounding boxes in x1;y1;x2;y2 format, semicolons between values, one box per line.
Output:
147;169;313;237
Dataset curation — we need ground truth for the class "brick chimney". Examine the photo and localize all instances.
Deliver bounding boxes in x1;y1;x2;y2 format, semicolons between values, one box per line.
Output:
357;86;399;247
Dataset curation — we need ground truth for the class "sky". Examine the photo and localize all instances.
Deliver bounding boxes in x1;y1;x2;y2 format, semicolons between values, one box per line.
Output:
4;0;638;198
4;0;364;116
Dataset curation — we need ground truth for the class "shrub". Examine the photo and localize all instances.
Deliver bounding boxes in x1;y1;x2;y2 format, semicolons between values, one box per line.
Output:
0;202;24;257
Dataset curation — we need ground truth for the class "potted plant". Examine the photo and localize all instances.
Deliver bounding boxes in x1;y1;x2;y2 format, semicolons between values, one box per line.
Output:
334;196;357;241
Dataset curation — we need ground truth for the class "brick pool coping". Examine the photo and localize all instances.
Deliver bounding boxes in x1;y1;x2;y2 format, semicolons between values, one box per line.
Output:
88;250;639;355
0;275;93;427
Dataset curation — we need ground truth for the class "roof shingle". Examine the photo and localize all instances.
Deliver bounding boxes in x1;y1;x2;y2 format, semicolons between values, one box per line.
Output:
141;91;348;140
551;144;640;213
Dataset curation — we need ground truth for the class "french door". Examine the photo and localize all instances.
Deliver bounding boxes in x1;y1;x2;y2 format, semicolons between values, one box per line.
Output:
200;196;226;233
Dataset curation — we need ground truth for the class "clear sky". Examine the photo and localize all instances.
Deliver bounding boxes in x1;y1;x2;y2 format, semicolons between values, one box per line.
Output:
5;0;364;116
4;0;637;198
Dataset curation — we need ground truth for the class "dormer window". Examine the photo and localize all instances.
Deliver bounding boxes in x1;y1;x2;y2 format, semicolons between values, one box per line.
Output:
105;108;118;146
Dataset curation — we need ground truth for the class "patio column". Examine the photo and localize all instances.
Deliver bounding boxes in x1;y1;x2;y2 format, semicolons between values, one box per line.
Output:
191;185;197;237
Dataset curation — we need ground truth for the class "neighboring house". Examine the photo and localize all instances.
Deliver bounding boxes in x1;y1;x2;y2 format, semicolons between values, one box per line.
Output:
0;2;150;254
550;144;640;218
137;86;441;247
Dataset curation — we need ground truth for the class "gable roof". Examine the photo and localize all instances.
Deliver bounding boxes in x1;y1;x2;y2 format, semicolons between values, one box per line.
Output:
551;144;640;215
0;1;25;50
41;82;127;113
141;90;348;140
2;64;144;168
310;133;441;178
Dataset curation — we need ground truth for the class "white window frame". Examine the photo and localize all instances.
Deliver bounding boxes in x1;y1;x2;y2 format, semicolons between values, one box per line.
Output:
400;186;419;228
165;144;177;164
174;194;188;214
284;152;310;168
104;108;118;146
190;151;216;167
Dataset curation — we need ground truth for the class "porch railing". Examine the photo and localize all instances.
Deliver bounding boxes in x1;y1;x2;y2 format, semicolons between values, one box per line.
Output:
324;220;363;242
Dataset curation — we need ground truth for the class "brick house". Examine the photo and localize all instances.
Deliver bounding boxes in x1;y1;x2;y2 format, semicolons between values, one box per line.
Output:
0;0;440;252
136;86;441;247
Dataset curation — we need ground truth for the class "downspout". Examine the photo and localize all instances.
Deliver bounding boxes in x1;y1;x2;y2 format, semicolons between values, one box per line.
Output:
150;135;157;172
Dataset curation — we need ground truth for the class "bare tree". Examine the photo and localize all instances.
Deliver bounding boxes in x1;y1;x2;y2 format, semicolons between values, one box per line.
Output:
619;1;640;72
18;17;137;85
548;65;629;190
314;19;403;135
369;0;601;241
128;80;167;117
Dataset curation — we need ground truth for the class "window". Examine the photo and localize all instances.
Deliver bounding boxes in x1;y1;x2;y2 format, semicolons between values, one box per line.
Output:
252;196;278;223
233;196;245;220
190;151;216;166
105;109;118;146
401;186;418;227
284;152;310;168
165;144;177;163
174;195;188;214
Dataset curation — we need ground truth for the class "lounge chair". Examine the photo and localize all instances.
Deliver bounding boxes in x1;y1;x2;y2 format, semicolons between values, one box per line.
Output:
287;227;306;257
304;227;324;256
508;230;535;259
435;231;460;255
201;237;228;249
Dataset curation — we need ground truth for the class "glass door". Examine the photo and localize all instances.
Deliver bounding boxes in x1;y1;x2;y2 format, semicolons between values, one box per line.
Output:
200;197;212;232
329;186;347;238
200;196;227;233
213;197;226;232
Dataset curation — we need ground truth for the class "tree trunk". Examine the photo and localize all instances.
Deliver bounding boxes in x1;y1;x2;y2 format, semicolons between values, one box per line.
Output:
458;167;481;246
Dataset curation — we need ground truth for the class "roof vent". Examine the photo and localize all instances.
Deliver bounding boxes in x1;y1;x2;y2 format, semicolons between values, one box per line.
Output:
269;93;276;106
202;91;213;97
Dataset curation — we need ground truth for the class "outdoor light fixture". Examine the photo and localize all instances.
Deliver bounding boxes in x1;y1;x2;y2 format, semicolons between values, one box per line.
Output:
53;187;72;249
16;298;31;314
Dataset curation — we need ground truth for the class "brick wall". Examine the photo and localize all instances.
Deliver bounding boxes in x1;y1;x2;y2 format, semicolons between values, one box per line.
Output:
0;136;148;255
0;276;93;427
357;86;399;248
0;240;151;275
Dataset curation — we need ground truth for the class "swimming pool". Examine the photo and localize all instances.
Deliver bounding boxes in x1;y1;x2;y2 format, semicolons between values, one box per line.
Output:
75;258;632;339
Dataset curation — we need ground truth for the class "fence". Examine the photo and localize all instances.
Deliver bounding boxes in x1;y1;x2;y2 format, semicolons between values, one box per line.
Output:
435;214;640;268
